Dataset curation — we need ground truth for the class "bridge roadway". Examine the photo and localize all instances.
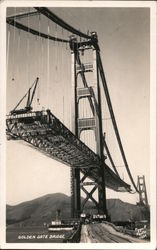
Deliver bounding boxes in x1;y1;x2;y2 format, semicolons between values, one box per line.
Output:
80;223;147;243
6;109;131;192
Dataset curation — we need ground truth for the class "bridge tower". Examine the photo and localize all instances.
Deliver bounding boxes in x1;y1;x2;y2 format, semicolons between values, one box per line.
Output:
137;175;150;221
137;175;148;206
70;33;108;218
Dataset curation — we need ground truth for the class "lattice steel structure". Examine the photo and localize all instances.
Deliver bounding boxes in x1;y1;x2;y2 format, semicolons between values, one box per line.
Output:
6;110;130;189
70;33;113;218
137;175;148;206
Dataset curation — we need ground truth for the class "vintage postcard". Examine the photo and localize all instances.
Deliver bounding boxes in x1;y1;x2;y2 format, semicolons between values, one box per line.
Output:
0;0;156;249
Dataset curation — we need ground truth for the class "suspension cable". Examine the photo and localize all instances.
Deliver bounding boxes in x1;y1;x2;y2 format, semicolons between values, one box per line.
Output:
34;7;91;40
7;19;69;43
7;10;39;20
97;50;138;193
103;136;120;177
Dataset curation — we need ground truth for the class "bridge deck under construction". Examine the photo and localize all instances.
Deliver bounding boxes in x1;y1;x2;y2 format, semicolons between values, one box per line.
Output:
6;109;131;192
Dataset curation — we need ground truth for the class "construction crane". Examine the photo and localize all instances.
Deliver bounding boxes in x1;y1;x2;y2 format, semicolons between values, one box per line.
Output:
10;77;39;115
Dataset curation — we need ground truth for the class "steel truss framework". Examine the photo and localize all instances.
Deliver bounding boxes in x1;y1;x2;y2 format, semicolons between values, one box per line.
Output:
137;176;148;206
6;110;130;191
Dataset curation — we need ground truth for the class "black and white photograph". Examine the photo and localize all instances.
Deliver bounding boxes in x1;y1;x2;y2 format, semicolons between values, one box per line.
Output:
0;0;156;249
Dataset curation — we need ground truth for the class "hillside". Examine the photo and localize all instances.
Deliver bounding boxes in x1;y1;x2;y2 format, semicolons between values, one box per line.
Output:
6;193;147;227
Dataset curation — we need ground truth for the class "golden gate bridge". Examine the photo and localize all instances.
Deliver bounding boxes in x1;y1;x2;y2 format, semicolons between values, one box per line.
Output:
6;7;148;219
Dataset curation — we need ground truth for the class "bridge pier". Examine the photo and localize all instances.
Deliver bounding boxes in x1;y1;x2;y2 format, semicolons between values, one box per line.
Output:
71;168;81;218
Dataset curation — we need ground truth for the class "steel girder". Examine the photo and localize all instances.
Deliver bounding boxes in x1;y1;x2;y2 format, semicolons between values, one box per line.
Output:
6;109;131;192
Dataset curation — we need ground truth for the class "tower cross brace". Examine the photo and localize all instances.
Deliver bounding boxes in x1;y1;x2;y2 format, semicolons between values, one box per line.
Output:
70;33;108;218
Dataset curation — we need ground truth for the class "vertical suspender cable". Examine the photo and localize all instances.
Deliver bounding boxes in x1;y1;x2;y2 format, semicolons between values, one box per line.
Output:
28;8;30;86
54;24;58;115
6;24;10;79
26;14;28;87
27;8;30;88
54;23;57;95
63;96;64;123
12;7;16;80
17;29;20;90
34;35;37;111
38;13;41;75
41;37;44;109
66;30;68;50
37;13;41;108
62;27;64;123
34;28;38;110
47;14;50;108
85;98;89;146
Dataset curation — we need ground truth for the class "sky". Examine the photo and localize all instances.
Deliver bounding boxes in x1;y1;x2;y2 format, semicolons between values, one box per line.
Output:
6;6;150;206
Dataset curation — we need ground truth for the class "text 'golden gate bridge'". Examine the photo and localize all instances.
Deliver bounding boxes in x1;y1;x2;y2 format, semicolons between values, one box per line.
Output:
6;7;140;218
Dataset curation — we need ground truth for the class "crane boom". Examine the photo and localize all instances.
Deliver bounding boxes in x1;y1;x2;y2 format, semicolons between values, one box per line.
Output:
10;77;39;115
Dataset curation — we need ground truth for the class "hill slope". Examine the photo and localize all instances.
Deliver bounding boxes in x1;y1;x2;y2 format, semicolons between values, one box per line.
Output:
6;193;146;227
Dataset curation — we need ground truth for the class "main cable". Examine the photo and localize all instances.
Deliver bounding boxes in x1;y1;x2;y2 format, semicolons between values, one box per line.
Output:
7;19;69;43
34;7;91;40
97;50;138;193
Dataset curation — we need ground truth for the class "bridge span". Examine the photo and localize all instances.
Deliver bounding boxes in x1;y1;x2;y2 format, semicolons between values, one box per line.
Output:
6;109;130;192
